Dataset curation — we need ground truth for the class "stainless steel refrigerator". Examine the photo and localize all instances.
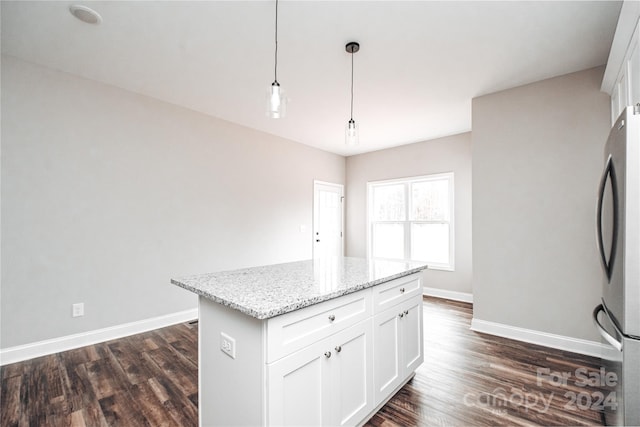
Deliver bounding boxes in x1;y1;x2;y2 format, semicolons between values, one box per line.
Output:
593;105;640;426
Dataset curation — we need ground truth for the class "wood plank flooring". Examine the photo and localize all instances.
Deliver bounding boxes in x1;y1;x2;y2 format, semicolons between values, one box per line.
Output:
1;298;608;426
1;321;199;426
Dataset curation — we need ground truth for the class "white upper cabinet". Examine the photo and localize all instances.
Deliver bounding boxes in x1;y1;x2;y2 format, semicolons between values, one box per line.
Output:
629;31;640;108
602;1;640;124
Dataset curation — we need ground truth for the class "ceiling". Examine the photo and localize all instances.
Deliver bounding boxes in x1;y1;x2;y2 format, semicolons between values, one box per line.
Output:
1;1;622;156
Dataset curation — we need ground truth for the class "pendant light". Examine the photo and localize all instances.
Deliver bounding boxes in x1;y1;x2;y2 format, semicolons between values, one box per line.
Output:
345;42;360;146
267;0;286;118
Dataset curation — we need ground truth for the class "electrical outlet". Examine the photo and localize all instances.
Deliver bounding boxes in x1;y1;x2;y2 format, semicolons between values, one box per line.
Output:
220;332;236;359
72;303;84;317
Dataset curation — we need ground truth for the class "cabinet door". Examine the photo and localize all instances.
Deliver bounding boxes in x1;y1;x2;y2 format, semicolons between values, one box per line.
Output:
268;339;332;426
331;320;374;427
611;80;621;124
616;73;627;121
401;297;424;375
628;34;639;108
373;308;402;405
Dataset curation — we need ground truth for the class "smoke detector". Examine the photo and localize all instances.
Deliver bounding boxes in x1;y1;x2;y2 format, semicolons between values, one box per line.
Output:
69;5;102;25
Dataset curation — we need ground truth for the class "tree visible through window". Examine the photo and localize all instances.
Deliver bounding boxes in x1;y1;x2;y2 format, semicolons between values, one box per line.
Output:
368;173;454;270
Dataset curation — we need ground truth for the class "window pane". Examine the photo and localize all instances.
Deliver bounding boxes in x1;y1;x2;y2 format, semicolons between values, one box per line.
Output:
372;184;405;221
372;223;404;259
411;223;449;264
411;180;449;221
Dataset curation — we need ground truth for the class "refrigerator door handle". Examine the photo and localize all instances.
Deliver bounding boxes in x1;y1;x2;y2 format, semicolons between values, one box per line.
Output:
596;154;619;281
593;304;623;351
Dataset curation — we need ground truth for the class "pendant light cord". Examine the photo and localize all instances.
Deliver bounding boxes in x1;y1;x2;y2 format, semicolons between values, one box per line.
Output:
350;50;354;120
274;0;279;83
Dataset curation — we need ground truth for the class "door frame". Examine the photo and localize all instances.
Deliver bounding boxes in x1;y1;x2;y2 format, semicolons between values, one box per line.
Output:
313;180;344;259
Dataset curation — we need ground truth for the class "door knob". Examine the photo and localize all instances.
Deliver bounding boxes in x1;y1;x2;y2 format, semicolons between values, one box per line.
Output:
335;345;342;353
316;239;320;242
328;314;336;322
324;351;332;358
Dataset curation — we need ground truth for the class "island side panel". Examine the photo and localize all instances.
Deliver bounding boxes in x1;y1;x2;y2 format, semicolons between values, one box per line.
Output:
199;297;266;426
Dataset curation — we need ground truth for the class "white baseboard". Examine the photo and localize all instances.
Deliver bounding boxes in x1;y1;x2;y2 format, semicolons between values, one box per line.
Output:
0;308;198;366
470;317;619;359
423;286;473;303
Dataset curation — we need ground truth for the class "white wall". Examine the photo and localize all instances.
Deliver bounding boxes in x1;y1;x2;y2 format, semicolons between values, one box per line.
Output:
0;56;345;349
345;133;472;295
472;66;610;342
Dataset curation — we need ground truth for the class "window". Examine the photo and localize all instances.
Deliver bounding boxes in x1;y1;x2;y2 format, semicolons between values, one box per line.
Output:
367;173;454;271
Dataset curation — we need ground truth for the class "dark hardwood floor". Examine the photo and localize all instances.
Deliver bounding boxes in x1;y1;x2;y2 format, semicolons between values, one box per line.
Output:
1;297;608;426
1;321;199;426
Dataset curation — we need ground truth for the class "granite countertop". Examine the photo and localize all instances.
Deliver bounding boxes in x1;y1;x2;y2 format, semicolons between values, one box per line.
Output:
171;257;427;319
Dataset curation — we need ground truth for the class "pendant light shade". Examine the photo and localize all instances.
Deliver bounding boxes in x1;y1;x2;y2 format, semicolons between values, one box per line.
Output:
268;81;286;119
346;119;358;146
267;0;286;118
345;42;360;146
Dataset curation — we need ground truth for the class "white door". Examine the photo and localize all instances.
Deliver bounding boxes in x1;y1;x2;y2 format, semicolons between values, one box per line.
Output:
313;181;344;259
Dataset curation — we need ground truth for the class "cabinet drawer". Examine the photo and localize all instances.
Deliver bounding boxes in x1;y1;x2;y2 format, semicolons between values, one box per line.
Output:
267;289;372;363
373;273;422;314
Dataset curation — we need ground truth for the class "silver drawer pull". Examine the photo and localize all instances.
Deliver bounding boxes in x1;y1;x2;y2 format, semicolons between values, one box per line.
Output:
404;310;409;315
335;345;342;353
399;313;404;318
328;314;336;322
400;288;405;293
324;351;332;358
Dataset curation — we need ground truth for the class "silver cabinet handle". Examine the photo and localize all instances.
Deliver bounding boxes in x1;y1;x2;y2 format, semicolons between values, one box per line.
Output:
404;310;409;315
399;313;404;318
324;351;332;358
335;346;342;353
400;287;405;293
328;315;336;322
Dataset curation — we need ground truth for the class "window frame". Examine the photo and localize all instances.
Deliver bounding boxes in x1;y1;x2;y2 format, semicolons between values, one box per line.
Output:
366;172;455;271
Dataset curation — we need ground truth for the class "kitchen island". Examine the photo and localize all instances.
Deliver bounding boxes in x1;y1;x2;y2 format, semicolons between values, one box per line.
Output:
172;257;427;427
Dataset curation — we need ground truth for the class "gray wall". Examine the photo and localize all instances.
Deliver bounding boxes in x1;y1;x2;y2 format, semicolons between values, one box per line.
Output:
345;133;473;294
1;56;345;348
472;66;610;341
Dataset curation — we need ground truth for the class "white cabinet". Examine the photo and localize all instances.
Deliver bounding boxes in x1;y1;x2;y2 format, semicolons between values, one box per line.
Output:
629;32;640;108
267;289;371;363
268;320;374;427
373;295;424;405
373;305;403;402
607;15;640;123
268;337;329;426
401;298;424;375
333;322;374;426
197;271;424;427
372;276;424;407
372;273;423;313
